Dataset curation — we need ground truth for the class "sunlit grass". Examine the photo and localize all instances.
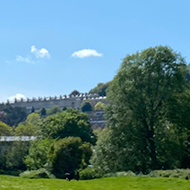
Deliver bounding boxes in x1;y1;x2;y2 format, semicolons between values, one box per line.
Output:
0;175;189;190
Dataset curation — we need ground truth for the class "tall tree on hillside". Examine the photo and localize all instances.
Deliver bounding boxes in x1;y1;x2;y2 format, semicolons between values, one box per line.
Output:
40;108;46;117
89;82;110;96
0;104;27;126
69;90;80;96
93;46;188;173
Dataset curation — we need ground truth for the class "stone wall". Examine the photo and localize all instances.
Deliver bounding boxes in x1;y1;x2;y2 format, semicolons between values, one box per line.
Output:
2;93;106;113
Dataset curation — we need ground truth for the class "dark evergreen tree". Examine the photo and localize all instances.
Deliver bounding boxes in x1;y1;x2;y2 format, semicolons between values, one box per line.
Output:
31;106;35;113
40;108;46;117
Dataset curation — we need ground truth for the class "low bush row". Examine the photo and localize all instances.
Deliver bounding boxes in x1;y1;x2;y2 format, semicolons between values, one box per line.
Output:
18;168;190;180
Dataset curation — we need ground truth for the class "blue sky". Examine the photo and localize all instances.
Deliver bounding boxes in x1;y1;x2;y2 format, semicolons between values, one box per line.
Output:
0;0;190;102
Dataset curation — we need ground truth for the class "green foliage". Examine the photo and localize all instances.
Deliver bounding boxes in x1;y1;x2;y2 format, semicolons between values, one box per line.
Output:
81;101;93;112
69;90;80;96
24;139;53;170
104;171;136;178
89;82;111;96
80;142;93;166
5;142;30;171
0;121;12;135
26;113;40;126
40;108;46;117
0;104;27;126
20;168;55;179
166;90;190;168
31;107;35;113
46;105;61;116
79;167;97;180
15;113;41;136
148;169;190;180
0;141;30;171
93;46;189;174
0;111;7;123
93;128;108;143
94;102;105;111
49;137;91;178
15;122;40;136
40;109;96;145
92;129;147;175
0;169;22;176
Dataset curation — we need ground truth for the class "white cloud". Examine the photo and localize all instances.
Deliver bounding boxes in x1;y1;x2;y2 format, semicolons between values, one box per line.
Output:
16;55;34;64
8;94;26;102
71;49;103;58
31;45;50;59
15;45;50;64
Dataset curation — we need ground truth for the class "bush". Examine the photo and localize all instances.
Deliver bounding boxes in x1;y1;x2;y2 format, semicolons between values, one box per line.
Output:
148;169;190;180
49;137;87;179
0;169;22;176
79;167;97;180
104;171;136;178
19;168;55;179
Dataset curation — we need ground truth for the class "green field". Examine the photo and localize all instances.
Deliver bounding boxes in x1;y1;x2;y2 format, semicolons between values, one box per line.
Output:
0;175;190;190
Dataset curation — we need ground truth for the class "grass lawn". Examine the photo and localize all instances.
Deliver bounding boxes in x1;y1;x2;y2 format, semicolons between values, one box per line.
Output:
0;175;189;190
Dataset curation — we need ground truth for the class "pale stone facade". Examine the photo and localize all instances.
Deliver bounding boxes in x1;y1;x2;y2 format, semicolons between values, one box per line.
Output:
3;93;106;113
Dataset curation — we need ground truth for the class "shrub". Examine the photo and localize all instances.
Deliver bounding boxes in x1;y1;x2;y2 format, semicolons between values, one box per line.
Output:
148;169;190;180
79;167;97;180
0;169;21;176
49;137;87;179
104;171;136;178
19;168;55;179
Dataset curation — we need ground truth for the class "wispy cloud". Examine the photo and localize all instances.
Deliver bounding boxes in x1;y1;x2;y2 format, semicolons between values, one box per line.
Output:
8;93;26;101
31;45;50;59
16;55;34;64
15;45;50;64
72;49;103;58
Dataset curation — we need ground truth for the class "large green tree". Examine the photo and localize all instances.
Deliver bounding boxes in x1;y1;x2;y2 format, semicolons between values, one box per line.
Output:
93;46;188;173
39;109;96;145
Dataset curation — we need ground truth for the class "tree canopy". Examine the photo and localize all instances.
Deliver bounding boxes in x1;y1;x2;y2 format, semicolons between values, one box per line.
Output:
26;113;40;126
46;105;61;116
89;82;111;96
49;137;92;178
94;102;105;111
39;109;96;145
92;46;189;174
0;121;12;136
0;104;27;126
69;90;80;96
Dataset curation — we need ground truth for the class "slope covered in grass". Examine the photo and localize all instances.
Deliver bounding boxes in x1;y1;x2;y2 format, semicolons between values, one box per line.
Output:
0;175;190;190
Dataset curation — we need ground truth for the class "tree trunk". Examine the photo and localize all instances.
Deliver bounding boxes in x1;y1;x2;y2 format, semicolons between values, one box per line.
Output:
148;129;158;169
142;118;158;170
